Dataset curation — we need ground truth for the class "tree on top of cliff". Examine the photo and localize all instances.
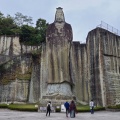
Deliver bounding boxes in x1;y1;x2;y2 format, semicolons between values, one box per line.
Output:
20;18;49;45
14;12;33;27
0;11;49;45
0;12;20;35
35;18;49;43
0;11;4;19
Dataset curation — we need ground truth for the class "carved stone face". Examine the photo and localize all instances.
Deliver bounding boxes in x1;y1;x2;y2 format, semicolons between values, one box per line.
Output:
55;8;65;22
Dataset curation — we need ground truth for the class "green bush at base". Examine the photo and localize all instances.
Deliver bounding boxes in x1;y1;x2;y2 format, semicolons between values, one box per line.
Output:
107;104;120;109
8;104;38;112
0;104;8;108
77;106;105;112
0;103;39;112
55;108;61;112
0;103;105;112
55;106;105;113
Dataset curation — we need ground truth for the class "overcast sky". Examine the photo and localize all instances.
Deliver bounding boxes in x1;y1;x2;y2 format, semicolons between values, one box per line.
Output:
0;0;120;43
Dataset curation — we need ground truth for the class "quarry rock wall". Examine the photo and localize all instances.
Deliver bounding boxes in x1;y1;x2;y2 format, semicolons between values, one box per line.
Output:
0;27;120;106
101;29;120;106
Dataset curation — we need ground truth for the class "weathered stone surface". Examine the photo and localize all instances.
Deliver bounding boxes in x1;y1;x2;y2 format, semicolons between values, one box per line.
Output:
41;7;73;99
0;80;29;102
46;7;72;43
46;82;72;96
0;8;120;107
86;28;103;106
101;29;120;106
86;28;120;106
0;47;32;102
29;56;40;103
70;42;88;103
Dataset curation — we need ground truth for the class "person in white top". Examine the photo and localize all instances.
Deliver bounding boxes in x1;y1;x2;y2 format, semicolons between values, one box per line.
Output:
89;100;94;114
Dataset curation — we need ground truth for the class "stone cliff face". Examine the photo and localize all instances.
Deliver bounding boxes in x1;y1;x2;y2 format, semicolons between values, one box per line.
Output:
0;27;120;107
29;55;40;103
102;29;120;106
86;28;120;106
70;42;88;103
0;54;32;102
87;28;105;106
0;36;21;56
0;36;40;103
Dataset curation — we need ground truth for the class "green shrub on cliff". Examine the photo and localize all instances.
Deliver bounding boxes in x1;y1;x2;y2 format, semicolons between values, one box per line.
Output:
17;74;31;80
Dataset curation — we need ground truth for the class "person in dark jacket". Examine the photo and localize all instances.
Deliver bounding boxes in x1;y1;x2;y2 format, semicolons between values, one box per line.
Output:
64;101;70;117
46;101;51;116
69;100;77;118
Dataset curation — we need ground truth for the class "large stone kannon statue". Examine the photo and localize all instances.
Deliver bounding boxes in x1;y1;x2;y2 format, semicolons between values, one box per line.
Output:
46;7;73;42
45;7;73;98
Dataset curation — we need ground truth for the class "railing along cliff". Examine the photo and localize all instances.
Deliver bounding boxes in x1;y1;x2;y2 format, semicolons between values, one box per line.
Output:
97;21;120;36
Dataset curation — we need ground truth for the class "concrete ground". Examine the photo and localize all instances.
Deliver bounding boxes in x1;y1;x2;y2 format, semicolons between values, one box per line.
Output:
0;109;120;120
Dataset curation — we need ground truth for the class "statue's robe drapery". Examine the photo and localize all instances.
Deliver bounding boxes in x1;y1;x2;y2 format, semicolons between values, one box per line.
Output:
45;7;73;96
46;22;73;84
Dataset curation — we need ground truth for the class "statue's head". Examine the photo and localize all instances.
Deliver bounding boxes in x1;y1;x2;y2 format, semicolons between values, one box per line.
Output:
55;7;65;22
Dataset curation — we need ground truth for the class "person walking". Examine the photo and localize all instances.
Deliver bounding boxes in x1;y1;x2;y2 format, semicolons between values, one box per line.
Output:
64;101;70;117
89;99;94;114
69;100;77;118
46;101;51;116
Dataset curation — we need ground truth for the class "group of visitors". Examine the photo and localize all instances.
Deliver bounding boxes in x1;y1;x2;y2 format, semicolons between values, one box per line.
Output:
64;100;77;118
46;100;77;117
64;99;94;117
46;99;94;117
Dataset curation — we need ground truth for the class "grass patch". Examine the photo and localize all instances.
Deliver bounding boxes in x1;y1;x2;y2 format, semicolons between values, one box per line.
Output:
107;104;120;109
55;105;105;112
55;108;61;112
0;104;8;108
0;104;105;112
8;104;38;112
77;106;105;112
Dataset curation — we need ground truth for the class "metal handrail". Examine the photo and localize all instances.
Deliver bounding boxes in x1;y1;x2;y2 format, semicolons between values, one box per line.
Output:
97;21;120;36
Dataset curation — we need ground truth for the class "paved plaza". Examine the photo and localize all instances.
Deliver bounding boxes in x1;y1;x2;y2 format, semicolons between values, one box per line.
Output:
0;109;120;120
